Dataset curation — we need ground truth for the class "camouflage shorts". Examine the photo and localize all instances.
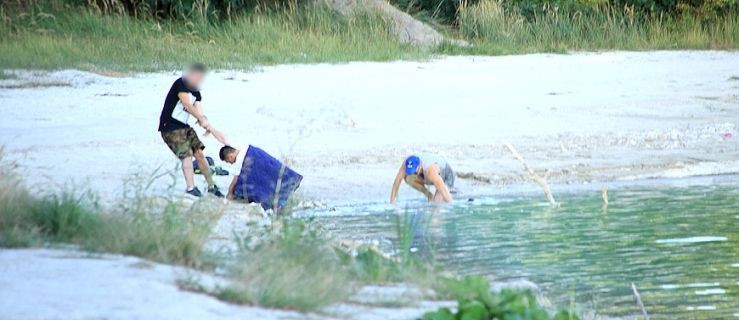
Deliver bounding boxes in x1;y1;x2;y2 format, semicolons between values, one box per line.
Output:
161;127;204;159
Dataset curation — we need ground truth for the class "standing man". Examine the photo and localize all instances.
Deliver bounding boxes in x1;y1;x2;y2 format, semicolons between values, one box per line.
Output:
390;154;454;204
158;63;224;198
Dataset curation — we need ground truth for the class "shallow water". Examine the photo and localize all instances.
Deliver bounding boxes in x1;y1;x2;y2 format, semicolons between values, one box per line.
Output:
303;182;739;318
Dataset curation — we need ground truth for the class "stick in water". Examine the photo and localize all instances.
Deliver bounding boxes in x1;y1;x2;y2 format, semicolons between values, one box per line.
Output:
601;184;609;207
503;143;558;207
631;282;649;320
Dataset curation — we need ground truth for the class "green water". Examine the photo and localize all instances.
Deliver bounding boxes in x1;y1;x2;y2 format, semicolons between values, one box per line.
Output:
305;183;739;318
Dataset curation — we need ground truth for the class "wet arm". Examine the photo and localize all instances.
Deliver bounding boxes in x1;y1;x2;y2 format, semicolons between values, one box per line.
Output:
389;165;405;204
428;169;452;203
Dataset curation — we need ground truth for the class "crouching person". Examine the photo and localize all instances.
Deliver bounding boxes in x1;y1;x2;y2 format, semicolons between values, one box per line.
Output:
390;154;455;204
219;145;303;211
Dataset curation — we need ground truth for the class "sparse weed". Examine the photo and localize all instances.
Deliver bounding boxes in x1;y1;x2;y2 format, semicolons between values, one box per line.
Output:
216;219;353;310
0;149;223;266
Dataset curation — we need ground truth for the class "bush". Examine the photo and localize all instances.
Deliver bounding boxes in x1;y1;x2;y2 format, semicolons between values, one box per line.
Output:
455;0;739;52
2;0;314;20
217;219;353;310
424;275;579;320
391;0;469;23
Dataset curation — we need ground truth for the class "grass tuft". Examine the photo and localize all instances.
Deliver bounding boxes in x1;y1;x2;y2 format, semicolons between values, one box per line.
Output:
0;148;222;266
216;219;353;310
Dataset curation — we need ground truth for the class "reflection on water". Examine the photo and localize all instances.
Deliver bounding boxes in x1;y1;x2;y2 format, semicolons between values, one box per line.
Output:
301;184;739;318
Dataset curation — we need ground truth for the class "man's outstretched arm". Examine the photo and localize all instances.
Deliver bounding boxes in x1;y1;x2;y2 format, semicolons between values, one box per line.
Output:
203;126;230;146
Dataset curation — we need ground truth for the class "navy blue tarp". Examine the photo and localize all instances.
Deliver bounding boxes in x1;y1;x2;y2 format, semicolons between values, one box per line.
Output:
232;145;302;210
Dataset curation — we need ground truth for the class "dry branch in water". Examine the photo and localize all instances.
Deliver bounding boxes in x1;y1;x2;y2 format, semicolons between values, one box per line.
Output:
631;282;650;320
503;143;558;207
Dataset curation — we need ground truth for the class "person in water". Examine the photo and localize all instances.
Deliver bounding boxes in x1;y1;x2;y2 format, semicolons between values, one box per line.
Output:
390;154;455;204
158;63;225;198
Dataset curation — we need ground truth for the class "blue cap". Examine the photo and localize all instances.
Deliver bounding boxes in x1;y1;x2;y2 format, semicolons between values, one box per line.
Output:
404;155;420;175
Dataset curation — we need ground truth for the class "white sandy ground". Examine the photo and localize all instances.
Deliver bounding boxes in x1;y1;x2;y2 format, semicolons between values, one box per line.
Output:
1;51;738;204
1;51;737;319
7;50;737;237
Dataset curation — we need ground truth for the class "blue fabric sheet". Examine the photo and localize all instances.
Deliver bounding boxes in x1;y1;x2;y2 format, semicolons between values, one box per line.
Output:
232;145;302;210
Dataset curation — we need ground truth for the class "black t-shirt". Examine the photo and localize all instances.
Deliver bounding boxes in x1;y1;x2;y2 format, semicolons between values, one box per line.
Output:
158;77;202;132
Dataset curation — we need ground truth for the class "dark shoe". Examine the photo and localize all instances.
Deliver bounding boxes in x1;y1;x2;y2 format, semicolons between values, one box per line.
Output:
208;185;225;198
186;187;203;198
213;166;230;176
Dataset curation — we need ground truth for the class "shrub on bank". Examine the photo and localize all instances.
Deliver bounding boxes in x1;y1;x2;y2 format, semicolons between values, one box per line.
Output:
216;219;354;310
424;276;579;320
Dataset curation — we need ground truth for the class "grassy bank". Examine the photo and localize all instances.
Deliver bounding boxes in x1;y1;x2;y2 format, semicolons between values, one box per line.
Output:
448;0;739;54
0;5;422;71
1;2;737;71
0;149;222;266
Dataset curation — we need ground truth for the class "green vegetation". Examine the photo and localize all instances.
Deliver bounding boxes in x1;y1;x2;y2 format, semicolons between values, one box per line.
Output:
0;2;420;71
212;211;437;311
393;0;738;22
424;276;579;320
1;0;737;71
0;148;221;265
215;220;354;310
451;0;738;54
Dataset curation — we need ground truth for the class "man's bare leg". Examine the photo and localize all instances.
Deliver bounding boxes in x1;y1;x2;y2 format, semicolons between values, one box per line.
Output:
405;176;432;201
193;149;215;188
181;155;195;189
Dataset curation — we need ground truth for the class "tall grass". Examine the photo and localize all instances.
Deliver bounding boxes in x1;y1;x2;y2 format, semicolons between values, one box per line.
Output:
216;219;353;310
0;4;422;71
1;1;737;71
0;148;222;266
451;0;739;54
211;212;439;311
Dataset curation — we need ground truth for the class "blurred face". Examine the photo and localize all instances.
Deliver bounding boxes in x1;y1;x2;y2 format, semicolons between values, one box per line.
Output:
225;151;237;164
185;70;205;88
